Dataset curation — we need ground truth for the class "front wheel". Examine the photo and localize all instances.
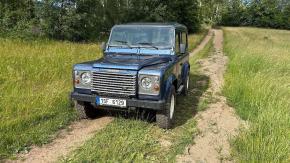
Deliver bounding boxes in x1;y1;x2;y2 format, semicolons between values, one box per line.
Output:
74;101;98;119
156;86;176;129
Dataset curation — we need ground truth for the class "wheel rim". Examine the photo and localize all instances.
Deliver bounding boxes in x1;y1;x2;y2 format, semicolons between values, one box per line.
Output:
169;94;175;119
186;75;190;90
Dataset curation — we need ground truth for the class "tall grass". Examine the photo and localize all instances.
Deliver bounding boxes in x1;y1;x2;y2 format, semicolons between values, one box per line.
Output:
188;28;209;52
0;38;100;159
222;27;290;162
63;32;213;162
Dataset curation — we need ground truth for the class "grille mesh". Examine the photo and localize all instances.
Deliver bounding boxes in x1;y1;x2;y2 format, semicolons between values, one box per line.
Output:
91;71;137;97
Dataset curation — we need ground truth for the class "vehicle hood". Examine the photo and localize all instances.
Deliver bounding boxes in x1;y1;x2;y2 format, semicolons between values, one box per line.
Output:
93;54;173;70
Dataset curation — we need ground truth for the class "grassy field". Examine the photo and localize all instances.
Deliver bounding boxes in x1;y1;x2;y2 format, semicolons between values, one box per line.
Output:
222;27;290;162
62;33;213;162
0;30;208;160
0;39;101;159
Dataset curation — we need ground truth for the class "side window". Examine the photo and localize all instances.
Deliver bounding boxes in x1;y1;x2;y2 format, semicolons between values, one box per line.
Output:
181;32;187;48
175;32;181;53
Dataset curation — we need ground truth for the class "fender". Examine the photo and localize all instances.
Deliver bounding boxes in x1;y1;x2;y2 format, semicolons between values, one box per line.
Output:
181;61;190;82
163;74;177;100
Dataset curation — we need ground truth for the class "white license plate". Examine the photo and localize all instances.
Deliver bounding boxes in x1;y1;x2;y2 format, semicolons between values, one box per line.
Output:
97;97;127;107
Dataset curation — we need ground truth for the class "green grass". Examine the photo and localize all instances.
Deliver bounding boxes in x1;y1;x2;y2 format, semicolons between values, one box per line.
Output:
188;28;209;52
63;32;214;162
222;27;290;162
0;38;101;159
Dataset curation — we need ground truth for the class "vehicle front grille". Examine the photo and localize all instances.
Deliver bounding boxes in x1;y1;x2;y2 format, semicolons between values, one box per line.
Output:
91;71;137;97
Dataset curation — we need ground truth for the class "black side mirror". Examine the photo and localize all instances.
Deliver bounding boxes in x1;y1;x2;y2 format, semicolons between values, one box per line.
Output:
101;42;107;51
180;44;186;54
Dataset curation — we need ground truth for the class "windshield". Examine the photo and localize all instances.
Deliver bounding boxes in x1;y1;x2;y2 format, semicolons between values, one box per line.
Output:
108;26;174;49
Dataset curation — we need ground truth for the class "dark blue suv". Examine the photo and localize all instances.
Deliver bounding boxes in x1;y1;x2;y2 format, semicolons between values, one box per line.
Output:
71;23;190;129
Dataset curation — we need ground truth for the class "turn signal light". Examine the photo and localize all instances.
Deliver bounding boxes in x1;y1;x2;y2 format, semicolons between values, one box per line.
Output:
153;84;160;91
75;79;80;84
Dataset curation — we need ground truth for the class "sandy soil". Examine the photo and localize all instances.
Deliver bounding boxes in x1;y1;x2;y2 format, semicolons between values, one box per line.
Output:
177;29;243;163
8;117;113;163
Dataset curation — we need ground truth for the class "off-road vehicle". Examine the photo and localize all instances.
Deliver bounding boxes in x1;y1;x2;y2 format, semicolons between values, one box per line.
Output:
71;23;190;129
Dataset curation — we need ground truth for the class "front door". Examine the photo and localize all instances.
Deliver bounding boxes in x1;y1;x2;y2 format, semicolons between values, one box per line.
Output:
174;31;188;87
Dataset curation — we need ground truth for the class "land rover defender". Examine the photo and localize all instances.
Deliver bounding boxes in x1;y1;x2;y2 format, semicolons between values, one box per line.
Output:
71;23;190;129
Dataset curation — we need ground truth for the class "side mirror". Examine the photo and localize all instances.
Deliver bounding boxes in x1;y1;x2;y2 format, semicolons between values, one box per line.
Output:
180;44;186;54
101;42;107;51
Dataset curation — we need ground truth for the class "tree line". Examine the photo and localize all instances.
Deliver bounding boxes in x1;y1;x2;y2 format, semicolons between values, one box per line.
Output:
0;0;289;41
0;0;201;41
220;0;290;29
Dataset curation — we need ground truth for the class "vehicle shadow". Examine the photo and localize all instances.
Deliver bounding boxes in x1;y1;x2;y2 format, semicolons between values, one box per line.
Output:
95;105;156;123
174;73;210;128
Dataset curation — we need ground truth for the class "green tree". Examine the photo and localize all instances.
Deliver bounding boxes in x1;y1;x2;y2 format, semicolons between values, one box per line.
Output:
219;0;290;29
282;1;290;29
221;0;246;26
200;0;225;25
73;0;104;40
0;0;36;37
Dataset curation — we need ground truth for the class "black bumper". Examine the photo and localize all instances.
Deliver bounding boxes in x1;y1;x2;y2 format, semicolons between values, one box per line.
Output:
70;92;166;110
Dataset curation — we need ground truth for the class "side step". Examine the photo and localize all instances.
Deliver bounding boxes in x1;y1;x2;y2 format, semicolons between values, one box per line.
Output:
177;85;184;95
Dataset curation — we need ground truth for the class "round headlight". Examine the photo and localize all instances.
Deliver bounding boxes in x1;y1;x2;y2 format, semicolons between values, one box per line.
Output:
141;77;152;89
80;72;91;84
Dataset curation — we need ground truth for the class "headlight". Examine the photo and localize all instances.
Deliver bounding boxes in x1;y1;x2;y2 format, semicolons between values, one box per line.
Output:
80;72;91;84
139;75;160;95
74;70;91;89
141;77;152;89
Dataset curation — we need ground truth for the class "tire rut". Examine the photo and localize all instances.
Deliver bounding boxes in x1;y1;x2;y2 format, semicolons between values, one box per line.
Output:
177;29;244;163
190;30;213;57
8;117;113;163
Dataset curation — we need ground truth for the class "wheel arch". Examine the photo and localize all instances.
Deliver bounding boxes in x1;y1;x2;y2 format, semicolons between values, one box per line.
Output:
181;61;190;82
163;74;177;100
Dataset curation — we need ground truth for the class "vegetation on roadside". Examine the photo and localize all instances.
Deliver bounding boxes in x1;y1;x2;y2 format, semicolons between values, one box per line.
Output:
223;27;290;162
0;39;100;159
188;27;209;52
62;32;214;162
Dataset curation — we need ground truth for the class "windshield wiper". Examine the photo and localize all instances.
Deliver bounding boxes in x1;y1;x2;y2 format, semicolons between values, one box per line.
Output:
137;42;159;50
110;40;132;49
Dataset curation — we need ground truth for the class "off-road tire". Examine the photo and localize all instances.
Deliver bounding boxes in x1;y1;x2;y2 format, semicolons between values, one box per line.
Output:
181;73;190;96
156;86;176;129
74;101;97;119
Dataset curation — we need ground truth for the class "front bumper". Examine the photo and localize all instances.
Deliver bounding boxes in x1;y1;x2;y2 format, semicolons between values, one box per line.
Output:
70;92;166;110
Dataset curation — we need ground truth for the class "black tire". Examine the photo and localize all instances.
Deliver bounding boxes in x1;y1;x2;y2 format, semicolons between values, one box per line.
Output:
156;86;176;129
74;101;98;119
181;73;190;96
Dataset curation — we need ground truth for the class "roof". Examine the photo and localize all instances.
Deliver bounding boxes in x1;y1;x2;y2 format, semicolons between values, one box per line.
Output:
114;22;187;31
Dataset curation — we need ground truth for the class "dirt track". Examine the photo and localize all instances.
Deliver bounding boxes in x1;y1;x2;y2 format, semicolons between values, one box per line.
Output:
10;117;112;163
190;30;213;57
177;29;243;163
